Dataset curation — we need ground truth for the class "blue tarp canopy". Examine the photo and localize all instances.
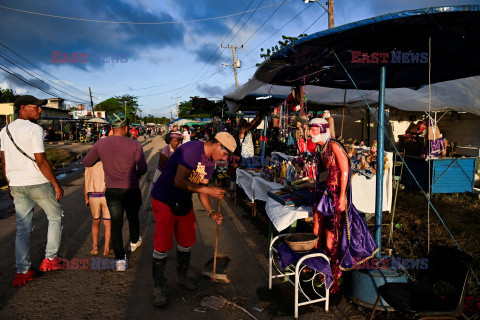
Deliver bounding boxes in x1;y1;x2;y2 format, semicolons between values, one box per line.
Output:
254;5;480;90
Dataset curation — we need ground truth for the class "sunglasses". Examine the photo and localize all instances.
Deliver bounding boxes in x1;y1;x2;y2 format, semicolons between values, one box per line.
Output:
309;123;329;134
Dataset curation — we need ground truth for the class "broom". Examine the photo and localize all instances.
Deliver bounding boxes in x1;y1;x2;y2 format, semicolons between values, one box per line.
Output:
202;198;230;283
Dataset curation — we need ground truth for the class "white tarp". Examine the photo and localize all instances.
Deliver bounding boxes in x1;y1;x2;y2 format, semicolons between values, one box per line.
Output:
224;76;480;115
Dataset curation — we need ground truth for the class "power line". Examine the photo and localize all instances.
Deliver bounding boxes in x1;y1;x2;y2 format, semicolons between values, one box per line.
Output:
0;52;89;102
221;0;256;46
241;0;288;47
0;1;291;25
228;0;266;46
0;41;90;98
243;3;310;59
302;9;327;34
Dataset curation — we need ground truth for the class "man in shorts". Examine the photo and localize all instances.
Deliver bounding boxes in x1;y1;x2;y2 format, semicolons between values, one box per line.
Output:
150;132;236;307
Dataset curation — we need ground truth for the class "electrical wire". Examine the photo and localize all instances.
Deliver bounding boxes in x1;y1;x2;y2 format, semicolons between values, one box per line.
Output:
227;0;265;46
242;3;310;59
241;0;288;47
0;52;89;102
0;41;91;98
0;1;291;25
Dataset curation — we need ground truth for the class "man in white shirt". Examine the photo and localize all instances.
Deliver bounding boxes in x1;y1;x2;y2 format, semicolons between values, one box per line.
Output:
0;95;64;287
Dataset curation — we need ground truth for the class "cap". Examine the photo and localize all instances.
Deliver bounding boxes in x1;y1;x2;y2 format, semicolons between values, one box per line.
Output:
14;95;47;110
107;111;128;128
215;132;237;153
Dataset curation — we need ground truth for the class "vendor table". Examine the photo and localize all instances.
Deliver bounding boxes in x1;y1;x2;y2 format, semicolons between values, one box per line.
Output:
237;152;392;231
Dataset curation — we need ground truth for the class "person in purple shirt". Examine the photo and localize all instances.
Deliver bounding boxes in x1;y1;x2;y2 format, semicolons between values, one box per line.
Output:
150;132;236;307
83;111;147;272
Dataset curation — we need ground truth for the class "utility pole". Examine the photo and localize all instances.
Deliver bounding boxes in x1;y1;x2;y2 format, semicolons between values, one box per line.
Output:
124;101;127;116
221;44;242;88
89;87;94;115
171;96;180;118
328;0;334;28
306;0;334;28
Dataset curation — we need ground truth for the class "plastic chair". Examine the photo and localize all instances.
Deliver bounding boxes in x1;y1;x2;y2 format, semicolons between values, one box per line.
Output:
269;234;330;318
369;246;473;320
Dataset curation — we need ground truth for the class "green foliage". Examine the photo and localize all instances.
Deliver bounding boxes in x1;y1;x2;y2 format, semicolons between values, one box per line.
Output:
257;34;308;66
95;94;141;122
0;88;20;103
178;98;198;119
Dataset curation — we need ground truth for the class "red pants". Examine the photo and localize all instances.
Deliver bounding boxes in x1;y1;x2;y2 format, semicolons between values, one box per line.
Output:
152;198;196;252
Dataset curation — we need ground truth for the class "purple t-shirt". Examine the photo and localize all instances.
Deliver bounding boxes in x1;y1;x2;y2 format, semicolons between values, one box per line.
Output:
151;141;214;202
83;136;147;189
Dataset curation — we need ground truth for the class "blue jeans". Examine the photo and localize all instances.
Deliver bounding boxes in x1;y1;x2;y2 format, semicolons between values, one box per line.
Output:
10;183;64;273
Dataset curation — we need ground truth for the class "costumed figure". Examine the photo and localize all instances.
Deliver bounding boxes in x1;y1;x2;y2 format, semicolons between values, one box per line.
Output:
309;118;378;292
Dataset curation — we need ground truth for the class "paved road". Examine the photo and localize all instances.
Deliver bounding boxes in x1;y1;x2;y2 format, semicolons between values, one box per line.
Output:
0;136;387;320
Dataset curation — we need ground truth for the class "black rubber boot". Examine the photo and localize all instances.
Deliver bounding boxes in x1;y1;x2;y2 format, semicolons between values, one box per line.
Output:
152;257;167;307
176;251;197;291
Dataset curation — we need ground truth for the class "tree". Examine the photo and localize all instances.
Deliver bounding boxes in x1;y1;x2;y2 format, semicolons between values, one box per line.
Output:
0;88;20;103
115;94;141;123
257;34;308;66
95;97;121;114
178;98;197;119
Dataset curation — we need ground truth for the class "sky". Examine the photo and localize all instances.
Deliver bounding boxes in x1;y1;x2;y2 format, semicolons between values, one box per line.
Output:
0;0;475;118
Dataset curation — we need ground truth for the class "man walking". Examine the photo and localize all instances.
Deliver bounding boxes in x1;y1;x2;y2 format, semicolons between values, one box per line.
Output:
0;95;64;287
150;132;236;307
83;111;147;271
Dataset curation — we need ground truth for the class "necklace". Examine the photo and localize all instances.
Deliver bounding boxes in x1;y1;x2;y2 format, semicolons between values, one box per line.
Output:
318;139;329;155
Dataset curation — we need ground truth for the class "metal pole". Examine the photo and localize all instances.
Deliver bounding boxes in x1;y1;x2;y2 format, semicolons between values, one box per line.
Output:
375;66;386;257
261;115;268;160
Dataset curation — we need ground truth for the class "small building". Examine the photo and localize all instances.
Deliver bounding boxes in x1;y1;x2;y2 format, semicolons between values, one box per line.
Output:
0;103;14;128
46;98;65;110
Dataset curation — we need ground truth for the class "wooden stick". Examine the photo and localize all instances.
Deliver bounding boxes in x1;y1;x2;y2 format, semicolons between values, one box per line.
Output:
213;199;222;277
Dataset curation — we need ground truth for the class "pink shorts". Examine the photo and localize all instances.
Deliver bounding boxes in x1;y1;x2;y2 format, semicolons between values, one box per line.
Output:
152;198;196;252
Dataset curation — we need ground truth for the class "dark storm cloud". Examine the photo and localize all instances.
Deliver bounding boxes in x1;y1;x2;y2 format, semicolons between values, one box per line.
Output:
0;0;185;70
192;43;230;65
3;72;52;92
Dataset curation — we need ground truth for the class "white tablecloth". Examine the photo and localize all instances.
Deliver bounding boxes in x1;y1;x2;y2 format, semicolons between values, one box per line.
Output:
265;198;311;232
236;168;283;202
351;152;393;214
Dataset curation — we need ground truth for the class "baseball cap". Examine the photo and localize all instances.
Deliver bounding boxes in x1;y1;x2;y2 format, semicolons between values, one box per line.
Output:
107;111;128;128
215;132;237;153
14;95;47;110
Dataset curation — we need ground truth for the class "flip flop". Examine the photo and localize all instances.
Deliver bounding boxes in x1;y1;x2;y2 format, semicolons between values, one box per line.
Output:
90;247;99;255
103;249;114;257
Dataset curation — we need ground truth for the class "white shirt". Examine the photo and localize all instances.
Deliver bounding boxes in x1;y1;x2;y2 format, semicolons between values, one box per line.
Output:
0;119;49;186
182;131;190;142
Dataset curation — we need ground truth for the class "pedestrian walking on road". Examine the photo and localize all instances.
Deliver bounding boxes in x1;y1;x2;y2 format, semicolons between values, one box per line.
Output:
83;111;147;272
84;160;112;256
0;95;64;287
150;132;236;307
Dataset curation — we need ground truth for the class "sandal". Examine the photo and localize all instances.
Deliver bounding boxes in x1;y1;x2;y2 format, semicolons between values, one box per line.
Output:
90;247;99;255
103;249;114;257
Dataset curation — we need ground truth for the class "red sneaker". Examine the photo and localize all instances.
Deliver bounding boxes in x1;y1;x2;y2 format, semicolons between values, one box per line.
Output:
13;270;35;287
39;257;63;271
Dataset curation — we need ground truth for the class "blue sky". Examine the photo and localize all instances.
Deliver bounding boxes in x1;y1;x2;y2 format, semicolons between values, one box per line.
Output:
0;0;474;118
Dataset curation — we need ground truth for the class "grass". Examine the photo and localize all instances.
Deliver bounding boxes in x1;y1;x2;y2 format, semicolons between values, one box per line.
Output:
383;189;480;297
0;148;76;187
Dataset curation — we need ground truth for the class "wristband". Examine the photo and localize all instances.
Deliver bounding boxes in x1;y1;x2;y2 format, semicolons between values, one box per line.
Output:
207;210;215;216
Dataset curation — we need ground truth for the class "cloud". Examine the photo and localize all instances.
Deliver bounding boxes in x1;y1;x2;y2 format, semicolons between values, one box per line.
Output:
2;72;52;92
192;43;229;65
0;0;185;70
196;83;235;97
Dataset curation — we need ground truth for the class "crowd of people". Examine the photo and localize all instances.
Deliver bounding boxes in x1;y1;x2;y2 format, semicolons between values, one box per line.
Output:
1;96;237;309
